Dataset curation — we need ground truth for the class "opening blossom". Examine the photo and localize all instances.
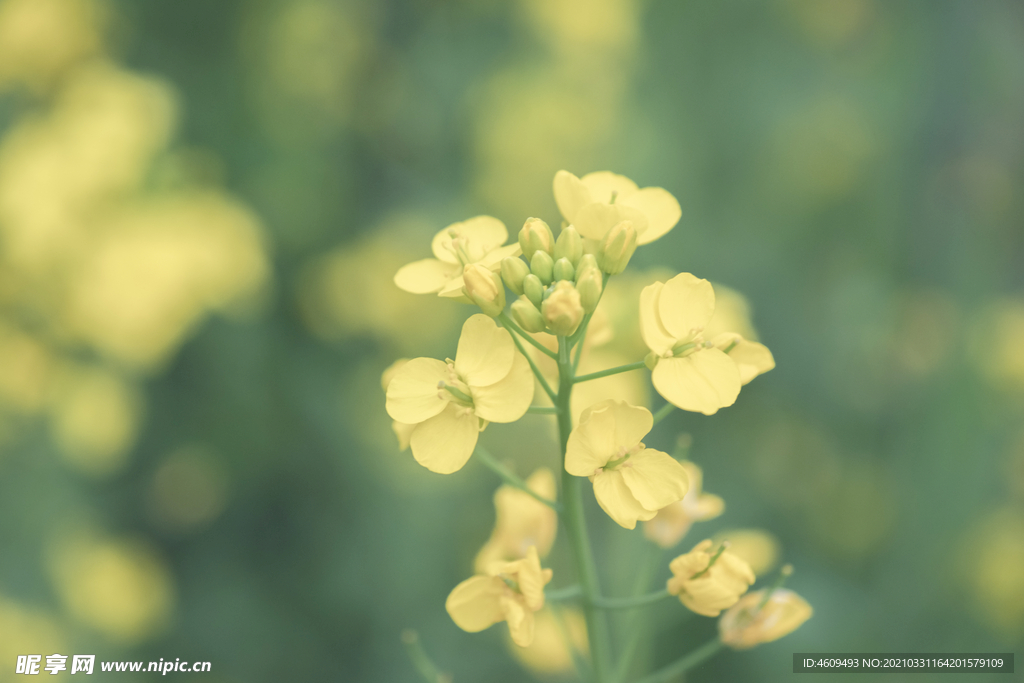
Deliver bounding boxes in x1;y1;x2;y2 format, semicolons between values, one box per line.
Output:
718;588;813;649
446;546;553;648
385;314;533;473
565;400;690;530
643;460;725;548
640;273;774;415
393;216;521;298
553;170;682;245
667;539;756;617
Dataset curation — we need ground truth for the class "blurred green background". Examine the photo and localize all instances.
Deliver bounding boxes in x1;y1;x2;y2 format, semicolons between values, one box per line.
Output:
0;0;1022;680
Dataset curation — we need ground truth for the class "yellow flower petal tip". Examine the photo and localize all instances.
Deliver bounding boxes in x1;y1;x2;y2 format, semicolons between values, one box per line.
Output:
667;539;756;617
565;399;689;529
385;315;534;473
643;461;724;548
719;589;813;649
553;170;680;245
446;546;553;648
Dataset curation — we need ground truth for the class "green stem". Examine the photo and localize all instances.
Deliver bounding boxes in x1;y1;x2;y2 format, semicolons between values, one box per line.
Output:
500;316;557;401
401;630;451;683
557;336;613;683
545;585;583;601
574;361;647;384
592;589;671;610
651;403;675;426
475;446;561;511
527;405;558;415
498;312;557;359
632;638;724;683
614;545;665;683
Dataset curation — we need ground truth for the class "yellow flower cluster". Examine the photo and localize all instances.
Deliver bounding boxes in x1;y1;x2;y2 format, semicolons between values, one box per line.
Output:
386;168;810;660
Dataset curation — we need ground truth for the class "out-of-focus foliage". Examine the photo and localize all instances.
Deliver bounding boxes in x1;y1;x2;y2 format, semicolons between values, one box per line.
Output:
0;0;1021;680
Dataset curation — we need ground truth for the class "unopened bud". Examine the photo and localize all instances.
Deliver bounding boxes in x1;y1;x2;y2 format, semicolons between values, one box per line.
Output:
575;253;599;282
554;226;583;266
597;220;638;274
552;257;575;282
463;264;505;317
511;297;546;333
576;268;603;313
523;274;544;308
500;257;530;295
519;218;554;261
531;251;554;285
541;281;584;336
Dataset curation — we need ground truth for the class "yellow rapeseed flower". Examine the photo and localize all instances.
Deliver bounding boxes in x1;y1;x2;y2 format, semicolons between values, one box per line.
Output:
446;546;553;647
393;216;521;297
719;588;813;649
565;400;689;529
553;170;681;245
474;469;557;573
667;539;755;617
385;315;533;473
643;461;724;548
640;273;773;414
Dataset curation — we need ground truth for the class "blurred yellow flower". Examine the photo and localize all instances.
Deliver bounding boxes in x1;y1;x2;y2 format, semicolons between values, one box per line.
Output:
553;170;680;245
49;535;174;643
446;546;552;647
719;588;813;649
393;216;521;298
565;400;689;529
667;539;755;617
385;315;533;473
475;469;558;573
643;461;724;548
0;596;65;672
641;273;772;414
0;0;104;91
507;607;588;675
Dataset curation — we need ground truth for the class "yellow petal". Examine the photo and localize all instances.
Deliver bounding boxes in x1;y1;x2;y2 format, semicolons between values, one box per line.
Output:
553;170;592;224
503;596;535;647
472;350;534;423
394;259;459;294
621;448;690;512
385;357;450;424
566;399;651;476
409;404;479;473
715;335;775;385
515;547;550;611
592;470;654;529
652;350;741;415
446;575;506;632
572;203;648;241
437;273;470;300
580;171;639;203
658;274;716;342
622;187;682;244
639;282;677;356
478;242;523;268
431;216;508;262
456;314;515;387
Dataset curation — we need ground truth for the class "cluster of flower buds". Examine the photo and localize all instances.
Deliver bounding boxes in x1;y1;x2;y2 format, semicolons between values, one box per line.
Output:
495;218;605;336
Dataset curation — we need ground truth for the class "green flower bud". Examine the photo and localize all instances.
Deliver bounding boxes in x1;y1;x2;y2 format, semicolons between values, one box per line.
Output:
552;257;575;282
462;263;506;317
575;253;599;282
530;250;554;285
554;226;583;266
523;274;544;308
576;267;603;313
597;220;638;275
511;296;546;333
500;257;529;295
519;217;554;261
541;281;584;336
